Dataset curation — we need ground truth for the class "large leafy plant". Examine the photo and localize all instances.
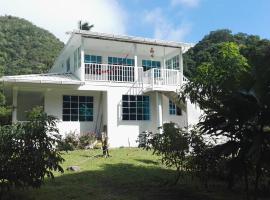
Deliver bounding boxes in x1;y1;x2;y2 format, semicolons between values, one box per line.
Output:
0;107;64;193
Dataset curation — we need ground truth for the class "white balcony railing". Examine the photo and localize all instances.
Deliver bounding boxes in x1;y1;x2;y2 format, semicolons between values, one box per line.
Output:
84;63;183;87
143;68;181;86
85;63;138;82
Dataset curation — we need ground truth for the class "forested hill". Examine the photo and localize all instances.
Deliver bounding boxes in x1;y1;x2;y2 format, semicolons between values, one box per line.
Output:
0;16;64;75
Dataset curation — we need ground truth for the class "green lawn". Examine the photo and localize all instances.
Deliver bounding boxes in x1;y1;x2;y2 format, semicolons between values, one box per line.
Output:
9;148;243;200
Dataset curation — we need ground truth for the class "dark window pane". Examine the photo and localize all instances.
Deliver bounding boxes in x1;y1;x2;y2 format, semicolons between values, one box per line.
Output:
79;96;86;102
79;116;85;121
63;115;70;121
137;102;143;107
86;96;93;102
85;115;93;121
71;96;78;102
137;95;142;101
143;96;149;101
130;115;136;120
108;57;112;64
97;56;102;64
79;102;86;109
122;108;129;114
63;102;70;108
130;102;136;107
122;101;129;107
143;115;150;120
142;60;146;66
71;102;78;108
130;95;136;101
130;108;136;113
122;95;129;101
71;115;78;121
137;115;142;120
137;108;143;114
71;109;78;115
63;109;70;114
123;114;129;120
63;95;70;101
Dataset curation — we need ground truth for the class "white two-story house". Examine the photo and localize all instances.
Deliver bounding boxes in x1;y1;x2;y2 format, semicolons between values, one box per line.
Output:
1;31;201;147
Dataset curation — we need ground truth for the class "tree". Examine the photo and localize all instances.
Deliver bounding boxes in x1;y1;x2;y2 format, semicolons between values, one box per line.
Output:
142;123;190;184
78;20;94;31
0;107;64;195
182;40;270;199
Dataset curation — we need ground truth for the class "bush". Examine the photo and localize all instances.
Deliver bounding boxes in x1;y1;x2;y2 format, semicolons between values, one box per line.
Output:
57;132;78;151
142;122;190;184
57;132;98;150
78;132;97;149
0;107;64;193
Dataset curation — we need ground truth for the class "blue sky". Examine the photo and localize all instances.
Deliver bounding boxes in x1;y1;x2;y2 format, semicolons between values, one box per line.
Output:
0;0;269;43
121;0;270;42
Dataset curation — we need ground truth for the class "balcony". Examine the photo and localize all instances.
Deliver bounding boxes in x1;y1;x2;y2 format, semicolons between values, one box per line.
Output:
84;63;185;90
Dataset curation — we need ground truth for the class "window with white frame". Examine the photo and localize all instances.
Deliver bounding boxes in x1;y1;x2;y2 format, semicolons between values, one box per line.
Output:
142;60;161;71
169;100;182;116
84;55;102;64
62;95;93;121
108;57;134;66
166;55;180;70
122;95;150;120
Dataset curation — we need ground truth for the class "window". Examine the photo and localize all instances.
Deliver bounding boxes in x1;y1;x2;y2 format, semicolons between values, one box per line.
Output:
169;100;182;116
142;60;161;71
84;55;102;64
122;95;150;120
66;57;70;72
63;95;93;121
108;57;134;66
166;55;179;70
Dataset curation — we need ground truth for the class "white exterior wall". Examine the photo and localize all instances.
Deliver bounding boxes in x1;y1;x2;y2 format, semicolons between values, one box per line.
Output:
44;89;103;136
41;85;188;147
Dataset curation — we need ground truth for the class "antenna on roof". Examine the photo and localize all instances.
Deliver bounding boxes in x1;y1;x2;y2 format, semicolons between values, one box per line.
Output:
78;20;94;31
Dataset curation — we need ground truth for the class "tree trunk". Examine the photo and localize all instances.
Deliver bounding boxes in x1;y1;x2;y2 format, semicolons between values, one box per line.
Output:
244;164;249;200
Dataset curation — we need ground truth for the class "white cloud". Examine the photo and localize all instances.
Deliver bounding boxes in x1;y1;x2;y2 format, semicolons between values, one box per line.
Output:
144;8;191;41
171;0;200;8
0;0;127;42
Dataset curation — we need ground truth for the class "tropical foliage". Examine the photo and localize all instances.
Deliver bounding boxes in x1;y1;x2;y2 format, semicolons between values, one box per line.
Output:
182;31;270;199
0;107;64;194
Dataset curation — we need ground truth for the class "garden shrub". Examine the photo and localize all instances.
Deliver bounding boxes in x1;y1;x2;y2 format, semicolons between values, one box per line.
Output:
57;132;78;151
142;122;190;184
77;132;97;149
0;106;64;193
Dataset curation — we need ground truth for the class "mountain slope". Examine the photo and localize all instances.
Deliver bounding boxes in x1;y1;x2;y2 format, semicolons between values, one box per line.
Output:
0;15;64;75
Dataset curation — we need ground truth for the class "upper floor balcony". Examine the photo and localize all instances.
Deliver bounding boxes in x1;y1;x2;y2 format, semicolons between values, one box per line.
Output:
50;31;192;90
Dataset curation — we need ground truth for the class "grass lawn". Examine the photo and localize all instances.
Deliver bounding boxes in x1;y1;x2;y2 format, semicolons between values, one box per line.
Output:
8;148;244;200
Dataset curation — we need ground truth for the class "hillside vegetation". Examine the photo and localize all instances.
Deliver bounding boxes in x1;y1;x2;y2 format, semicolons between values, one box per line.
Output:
0;15;64;75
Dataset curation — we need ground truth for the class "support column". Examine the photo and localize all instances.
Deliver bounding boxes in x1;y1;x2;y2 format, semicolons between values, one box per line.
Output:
156;92;163;133
80;37;85;81
179;47;183;85
12;87;18;123
134;44;138;82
